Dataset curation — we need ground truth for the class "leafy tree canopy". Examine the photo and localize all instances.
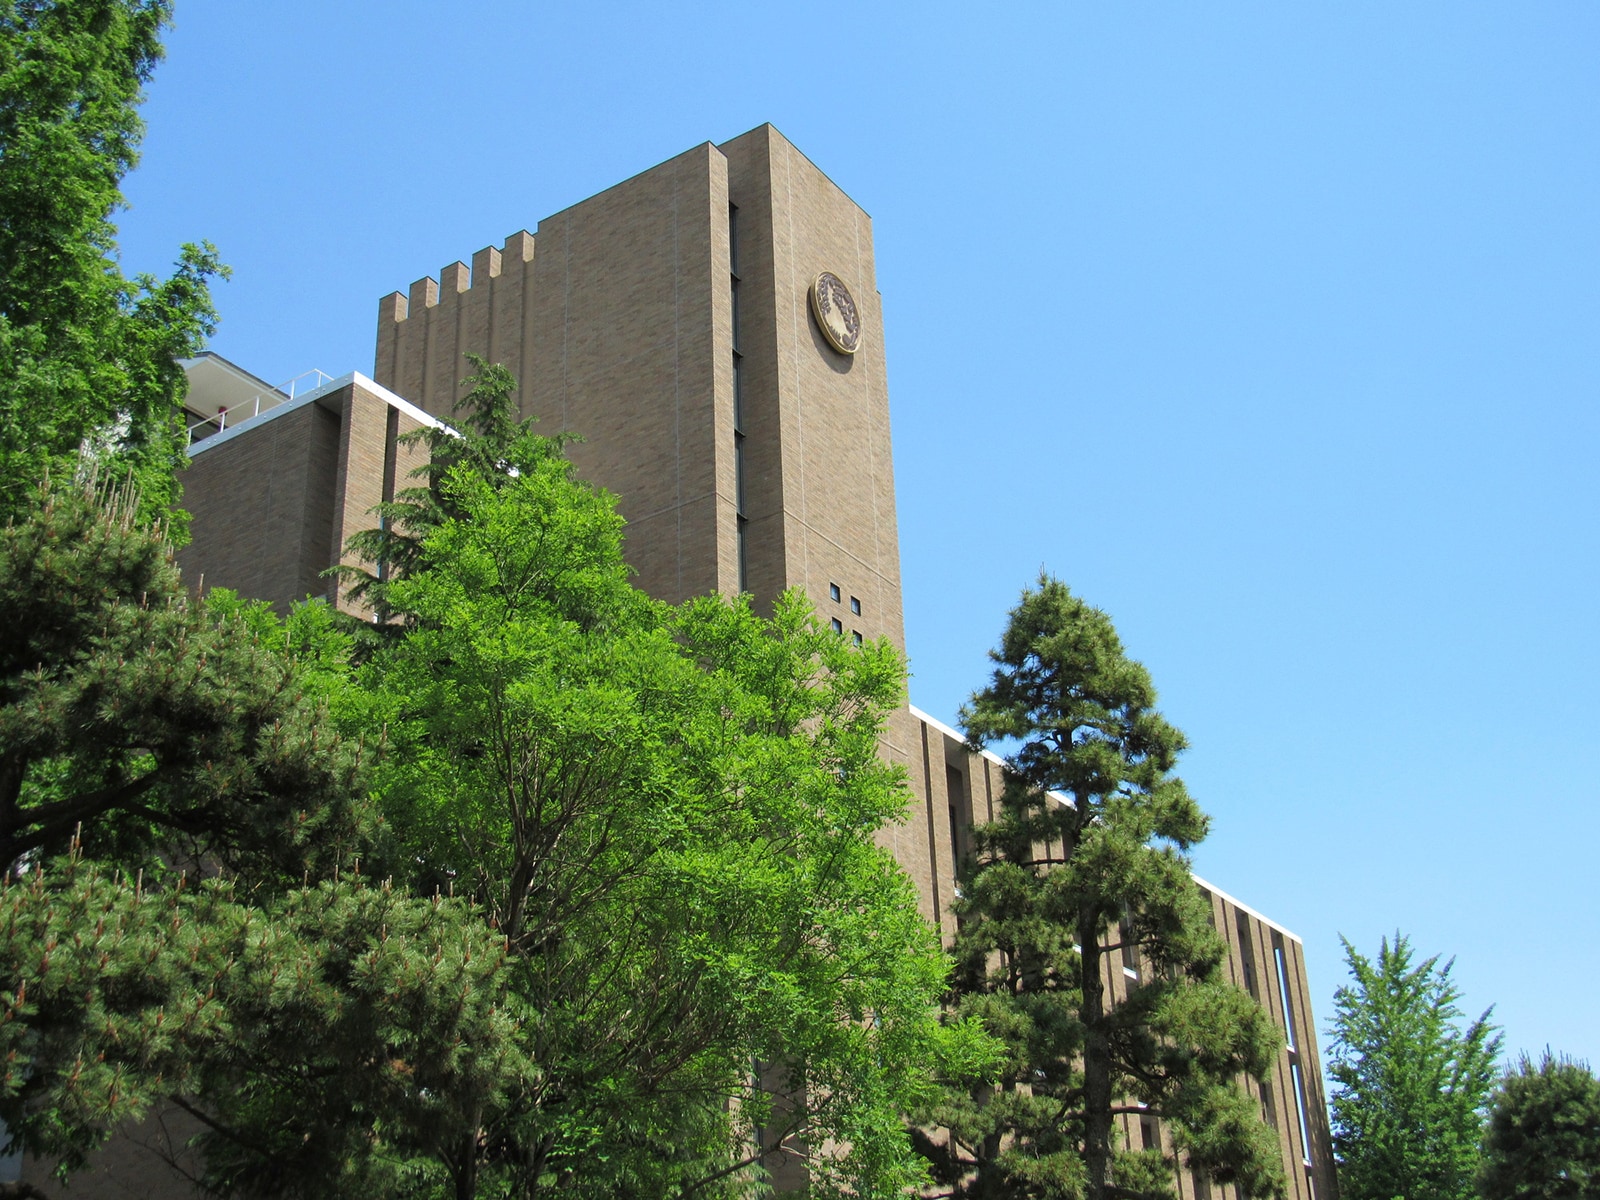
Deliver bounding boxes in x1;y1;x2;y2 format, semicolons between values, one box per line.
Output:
921;576;1285;1200
1480;1052;1600;1200
1325;932;1500;1200
0;0;225;527
327;452;962;1198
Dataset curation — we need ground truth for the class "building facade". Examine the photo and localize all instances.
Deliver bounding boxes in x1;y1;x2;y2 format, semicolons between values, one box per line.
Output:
33;126;1334;1198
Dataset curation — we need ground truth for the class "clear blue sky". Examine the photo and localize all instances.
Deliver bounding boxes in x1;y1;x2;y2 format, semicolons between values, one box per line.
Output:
119;3;1600;1072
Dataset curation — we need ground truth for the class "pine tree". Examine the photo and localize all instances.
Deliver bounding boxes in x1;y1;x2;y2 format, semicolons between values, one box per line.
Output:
0;477;370;878
338;353;561;618
1480;1052;1600;1200
921;575;1285;1200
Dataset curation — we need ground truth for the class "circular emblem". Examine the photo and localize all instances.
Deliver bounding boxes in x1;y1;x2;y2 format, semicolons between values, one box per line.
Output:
809;272;862;355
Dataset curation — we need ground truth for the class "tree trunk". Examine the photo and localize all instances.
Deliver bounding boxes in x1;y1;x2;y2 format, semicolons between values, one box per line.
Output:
454;1126;480;1200
1081;906;1113;1200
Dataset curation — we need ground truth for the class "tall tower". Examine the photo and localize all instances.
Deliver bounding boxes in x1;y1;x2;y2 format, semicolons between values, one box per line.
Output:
374;125;905;662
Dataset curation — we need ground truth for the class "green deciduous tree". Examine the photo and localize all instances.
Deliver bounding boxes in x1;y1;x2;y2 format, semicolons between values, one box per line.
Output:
920;576;1284;1200
0;0;225;526
338;452;955;1198
1479;1052;1600;1200
1325;933;1500;1200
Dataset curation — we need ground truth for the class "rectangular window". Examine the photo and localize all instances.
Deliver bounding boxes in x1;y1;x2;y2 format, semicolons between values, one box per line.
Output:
1119;916;1141;981
737;516;748;594
829;583;841;603
1260;1079;1277;1130
1235;910;1259;999
1273;936;1298;1052
831;617;843;634
1291;1061;1314;1167
945;765;967;867
1139;1114;1159;1151
850;596;861;615
851;630;862;646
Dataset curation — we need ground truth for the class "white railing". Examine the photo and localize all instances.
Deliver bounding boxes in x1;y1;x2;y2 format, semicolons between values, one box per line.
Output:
186;368;335;444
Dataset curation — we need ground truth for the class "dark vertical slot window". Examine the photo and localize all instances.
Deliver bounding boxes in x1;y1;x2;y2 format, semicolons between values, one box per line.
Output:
1140;1114;1159;1151
374;405;403;590
729;202;747;592
1235;910;1259;999
945;764;967;868
1260;1079;1277;1129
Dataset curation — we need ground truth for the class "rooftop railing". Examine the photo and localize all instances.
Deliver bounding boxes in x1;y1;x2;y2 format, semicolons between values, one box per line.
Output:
186;368;334;444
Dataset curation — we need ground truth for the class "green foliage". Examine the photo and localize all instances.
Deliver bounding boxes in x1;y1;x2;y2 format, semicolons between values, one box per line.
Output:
1326;932;1500;1200
0;477;372;878
1479;1053;1600;1200
921;575;1286;1200
0;0;225;528
0;353;955;1195
0;846;518;1194
339;354;549;617
337;455;954;1197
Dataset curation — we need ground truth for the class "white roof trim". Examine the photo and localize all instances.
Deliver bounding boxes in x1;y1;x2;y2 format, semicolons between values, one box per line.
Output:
909;703;1007;773
910;702;1073;808
908;704;1301;943
186;371;446;458
1191;873;1302;944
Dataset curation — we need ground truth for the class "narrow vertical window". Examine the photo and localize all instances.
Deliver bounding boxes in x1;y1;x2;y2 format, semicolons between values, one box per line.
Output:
1139;1113;1159;1151
1291;1060;1314;1167
729;202;747;593
1235;910;1259;999
945;764;967;870
1273;937;1298;1052
1119;916;1141;981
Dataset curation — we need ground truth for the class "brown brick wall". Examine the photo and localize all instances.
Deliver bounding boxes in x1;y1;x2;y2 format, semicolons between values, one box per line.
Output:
176;397;340;610
719;125;907;654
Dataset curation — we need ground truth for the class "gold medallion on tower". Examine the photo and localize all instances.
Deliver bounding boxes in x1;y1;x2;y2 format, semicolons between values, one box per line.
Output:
809;271;862;355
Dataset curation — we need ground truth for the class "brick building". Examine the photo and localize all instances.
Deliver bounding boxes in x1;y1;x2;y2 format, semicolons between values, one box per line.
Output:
33;126;1335;1198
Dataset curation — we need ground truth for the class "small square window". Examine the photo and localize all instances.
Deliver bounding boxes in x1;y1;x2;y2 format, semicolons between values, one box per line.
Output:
831;617;843;634
852;631;863;646
850;596;861;615
829;583;841;603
